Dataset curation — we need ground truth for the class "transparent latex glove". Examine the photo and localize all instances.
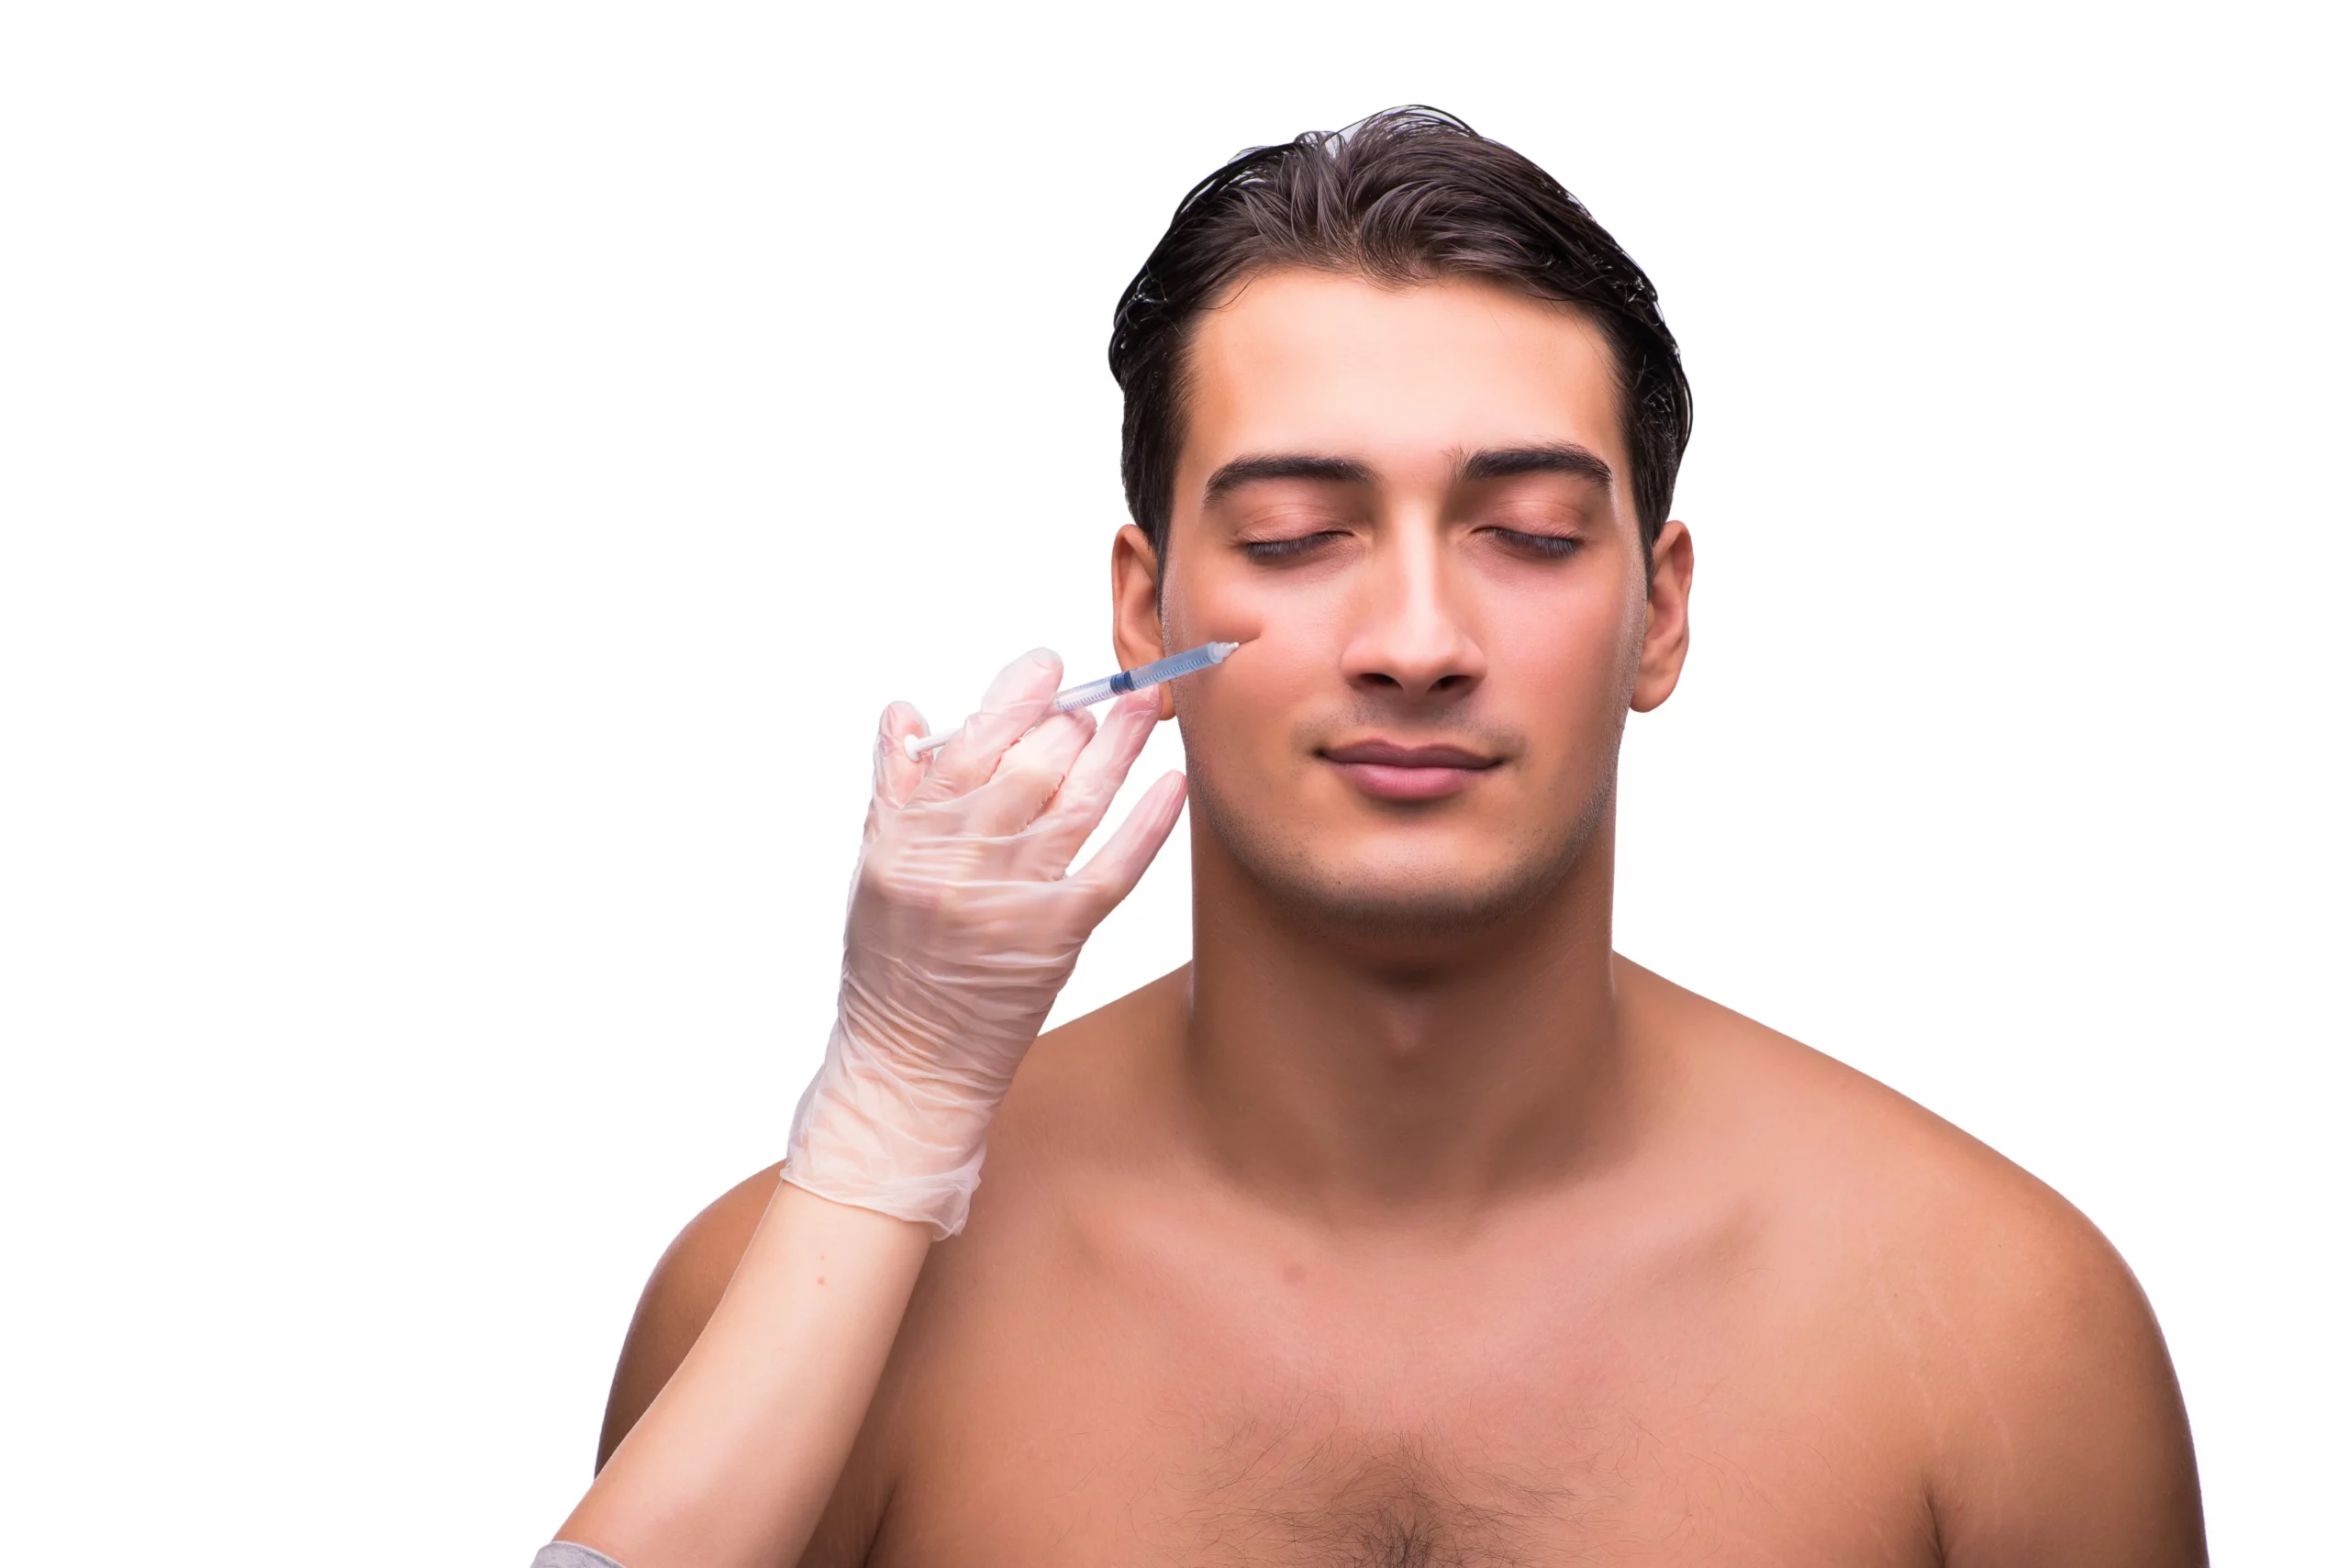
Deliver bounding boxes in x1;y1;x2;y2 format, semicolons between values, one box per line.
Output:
783;649;1187;1238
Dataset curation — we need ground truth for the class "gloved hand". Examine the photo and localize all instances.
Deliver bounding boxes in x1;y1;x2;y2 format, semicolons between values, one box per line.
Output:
782;649;1187;1238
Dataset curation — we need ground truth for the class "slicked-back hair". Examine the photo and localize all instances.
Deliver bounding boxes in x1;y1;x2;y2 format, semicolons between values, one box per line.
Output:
1108;107;1692;567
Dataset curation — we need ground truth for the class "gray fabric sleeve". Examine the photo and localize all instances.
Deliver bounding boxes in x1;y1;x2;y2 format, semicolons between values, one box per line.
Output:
531;1544;627;1568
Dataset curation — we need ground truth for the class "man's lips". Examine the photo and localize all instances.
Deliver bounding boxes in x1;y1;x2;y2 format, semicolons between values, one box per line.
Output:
1319;739;1501;801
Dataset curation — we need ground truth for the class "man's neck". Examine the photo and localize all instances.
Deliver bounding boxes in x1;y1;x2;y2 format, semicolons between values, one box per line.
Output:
1178;812;1642;1223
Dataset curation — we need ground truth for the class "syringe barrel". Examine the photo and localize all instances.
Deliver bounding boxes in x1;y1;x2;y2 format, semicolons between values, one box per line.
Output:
1052;641;1233;713
1052;673;1128;711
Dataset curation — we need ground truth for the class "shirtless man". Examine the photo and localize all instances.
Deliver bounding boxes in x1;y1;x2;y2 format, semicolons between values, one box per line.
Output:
544;109;2205;1567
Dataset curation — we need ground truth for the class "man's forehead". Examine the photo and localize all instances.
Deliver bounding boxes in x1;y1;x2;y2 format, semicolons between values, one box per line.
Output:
1178;269;1628;491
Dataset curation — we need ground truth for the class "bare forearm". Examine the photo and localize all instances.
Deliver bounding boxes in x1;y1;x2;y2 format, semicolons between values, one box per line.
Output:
558;1182;930;1568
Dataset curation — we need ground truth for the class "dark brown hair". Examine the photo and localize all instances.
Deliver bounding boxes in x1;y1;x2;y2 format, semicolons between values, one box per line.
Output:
1108;107;1692;564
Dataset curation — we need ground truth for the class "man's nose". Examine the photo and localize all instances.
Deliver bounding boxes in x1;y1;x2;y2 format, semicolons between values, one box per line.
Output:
1337;528;1487;699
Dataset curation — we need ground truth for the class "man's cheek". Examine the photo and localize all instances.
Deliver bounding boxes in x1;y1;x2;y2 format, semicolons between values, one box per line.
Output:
1506;639;1624;756
1176;686;1273;782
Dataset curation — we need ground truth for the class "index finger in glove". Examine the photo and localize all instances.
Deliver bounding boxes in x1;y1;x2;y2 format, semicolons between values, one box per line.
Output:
916;648;1063;801
871;701;930;811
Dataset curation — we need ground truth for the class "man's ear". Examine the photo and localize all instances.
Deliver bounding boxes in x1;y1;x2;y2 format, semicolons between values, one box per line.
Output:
1631;518;1693;713
1110;524;1178;720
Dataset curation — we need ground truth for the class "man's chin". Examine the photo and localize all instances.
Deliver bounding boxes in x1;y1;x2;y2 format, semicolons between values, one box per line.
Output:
1281;873;1561;939
1193;792;1596;942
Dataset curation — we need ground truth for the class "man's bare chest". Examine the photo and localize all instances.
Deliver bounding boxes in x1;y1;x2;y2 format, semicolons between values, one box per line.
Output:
841;1210;1939;1567
861;1354;1933;1566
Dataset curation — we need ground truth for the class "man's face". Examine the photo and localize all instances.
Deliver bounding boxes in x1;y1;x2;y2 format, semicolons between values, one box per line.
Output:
1113;269;1691;935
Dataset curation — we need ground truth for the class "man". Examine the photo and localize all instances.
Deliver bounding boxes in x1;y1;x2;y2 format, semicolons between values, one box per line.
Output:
544;109;2205;1567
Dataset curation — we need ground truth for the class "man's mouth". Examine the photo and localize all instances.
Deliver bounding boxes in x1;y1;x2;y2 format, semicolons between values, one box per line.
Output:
1319;739;1502;802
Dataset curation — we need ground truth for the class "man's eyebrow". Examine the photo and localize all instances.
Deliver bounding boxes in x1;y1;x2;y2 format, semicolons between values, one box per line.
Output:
1201;453;1375;506
1457;443;1614;488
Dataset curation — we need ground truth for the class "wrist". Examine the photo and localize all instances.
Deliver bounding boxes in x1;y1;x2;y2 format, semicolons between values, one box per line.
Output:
782;1030;999;1239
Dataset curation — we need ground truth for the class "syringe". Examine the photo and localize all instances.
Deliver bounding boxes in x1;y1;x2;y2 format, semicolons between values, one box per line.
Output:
905;639;1245;760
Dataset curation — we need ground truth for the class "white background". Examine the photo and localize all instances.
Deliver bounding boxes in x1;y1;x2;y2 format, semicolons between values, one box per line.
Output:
2;3;2340;1562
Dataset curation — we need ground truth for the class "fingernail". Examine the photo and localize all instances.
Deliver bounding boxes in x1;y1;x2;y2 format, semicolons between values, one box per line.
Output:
1025;647;1058;666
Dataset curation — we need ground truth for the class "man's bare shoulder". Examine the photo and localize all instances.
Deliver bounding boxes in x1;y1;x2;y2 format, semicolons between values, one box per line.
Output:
1623;957;2205;1564
594;973;1186;1455
598;973;1186;1458
1622;955;2125;1283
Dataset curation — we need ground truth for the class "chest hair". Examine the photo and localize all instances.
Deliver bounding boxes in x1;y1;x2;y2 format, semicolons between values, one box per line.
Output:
1157;1412;1661;1568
